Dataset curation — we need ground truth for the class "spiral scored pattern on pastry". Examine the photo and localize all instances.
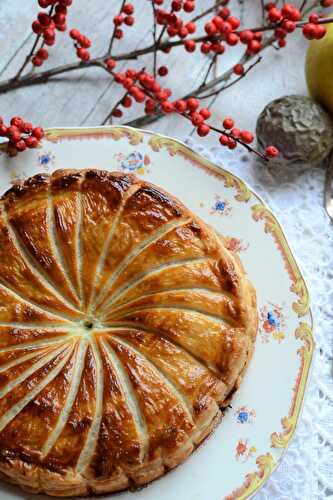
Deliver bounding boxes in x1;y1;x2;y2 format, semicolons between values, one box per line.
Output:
0;169;257;496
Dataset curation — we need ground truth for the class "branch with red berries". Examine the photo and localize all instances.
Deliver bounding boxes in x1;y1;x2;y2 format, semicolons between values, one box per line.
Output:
0;0;332;159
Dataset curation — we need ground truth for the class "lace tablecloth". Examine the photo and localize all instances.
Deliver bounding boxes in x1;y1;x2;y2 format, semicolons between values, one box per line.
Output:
185;138;333;500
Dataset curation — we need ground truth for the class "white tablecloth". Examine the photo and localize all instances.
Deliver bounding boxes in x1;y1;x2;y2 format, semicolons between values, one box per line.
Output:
186;138;333;500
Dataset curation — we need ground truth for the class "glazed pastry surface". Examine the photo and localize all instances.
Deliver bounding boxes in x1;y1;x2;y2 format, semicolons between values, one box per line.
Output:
0;169;257;496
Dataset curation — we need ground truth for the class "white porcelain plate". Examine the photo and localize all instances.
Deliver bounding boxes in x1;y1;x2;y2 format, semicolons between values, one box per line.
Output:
0;127;313;500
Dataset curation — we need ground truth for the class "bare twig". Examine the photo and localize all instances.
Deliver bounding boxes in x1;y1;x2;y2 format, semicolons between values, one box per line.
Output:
190;0;227;23
107;0;127;54
151;1;158;77
201;54;218;88
198;57;262;99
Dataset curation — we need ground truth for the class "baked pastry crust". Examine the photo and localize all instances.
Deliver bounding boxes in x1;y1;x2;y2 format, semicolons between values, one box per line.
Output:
0;169;257;496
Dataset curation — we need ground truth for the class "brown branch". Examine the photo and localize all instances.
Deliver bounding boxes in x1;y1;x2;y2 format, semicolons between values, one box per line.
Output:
201;54;218;88
108;0;127;54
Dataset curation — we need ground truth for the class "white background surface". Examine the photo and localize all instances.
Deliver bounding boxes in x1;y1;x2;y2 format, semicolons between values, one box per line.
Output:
0;1;332;499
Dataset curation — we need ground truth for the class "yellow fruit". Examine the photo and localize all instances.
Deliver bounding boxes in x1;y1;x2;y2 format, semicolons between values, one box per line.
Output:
305;15;333;116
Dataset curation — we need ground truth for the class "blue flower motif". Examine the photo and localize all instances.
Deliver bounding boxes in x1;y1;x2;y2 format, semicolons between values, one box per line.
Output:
214;200;225;212
40;154;51;165
267;311;280;328
237;411;249;424
120;152;144;171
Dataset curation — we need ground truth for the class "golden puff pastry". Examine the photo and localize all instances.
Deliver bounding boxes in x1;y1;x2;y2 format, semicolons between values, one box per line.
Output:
0;169;257;496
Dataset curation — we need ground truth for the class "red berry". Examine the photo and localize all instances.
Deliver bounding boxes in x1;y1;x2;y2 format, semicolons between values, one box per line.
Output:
123;77;134;89
218;7;230;19
278;38;287;47
191;112;204;126
38;0;51;6
268;7;282;22
247;40;262;54
185;39;196;52
200;108;211;119
314;24;327;39
254;31;263;41
265;146;279;157
43;27;55;40
186;97;199;111
228;138;237;149
145;99;156;112
114;72;125;83
175;100;187;113
223;117;234;129
240;30;254;44
123;3;134;14
233;63;244;75
178;27;189;38
240;130;254;144
38;12;51;26
161;101;174;113
79;37;91;48
219;135;229;146
197;124;210;137
25;136;39;149
37;48;49;60
10;117;24;129
281;3;295;18
32;20;43;34
112;108;123;118
321;0;333;6
55;4;67;14
228;16;241;29
122;96;133;108
32;56;43;66
231;128;240;138
124;15;134;26
167;26;178;37
15;140;27;152
212;16;224;31
105;58;116;70
32;127;45;140
221;21;232;34
69;28;80;39
53;13;66;25
0;125;7;136
113;15;123;26
158;66;168;76
226;32;238;45
171;0;182;10
183;1;195;12
186;22;196;34
155;90;168;101
201;42;211;54
22;122;33;133
282;20;296;33
275;28;287;39
115;28;123;39
132;88;146;103
76;48;90;61
303;23;317;40
7;126;21;143
309;13;319;23
204;22;217;36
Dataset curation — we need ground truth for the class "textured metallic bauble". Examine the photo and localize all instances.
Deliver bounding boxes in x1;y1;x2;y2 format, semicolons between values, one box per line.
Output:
256;95;333;167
